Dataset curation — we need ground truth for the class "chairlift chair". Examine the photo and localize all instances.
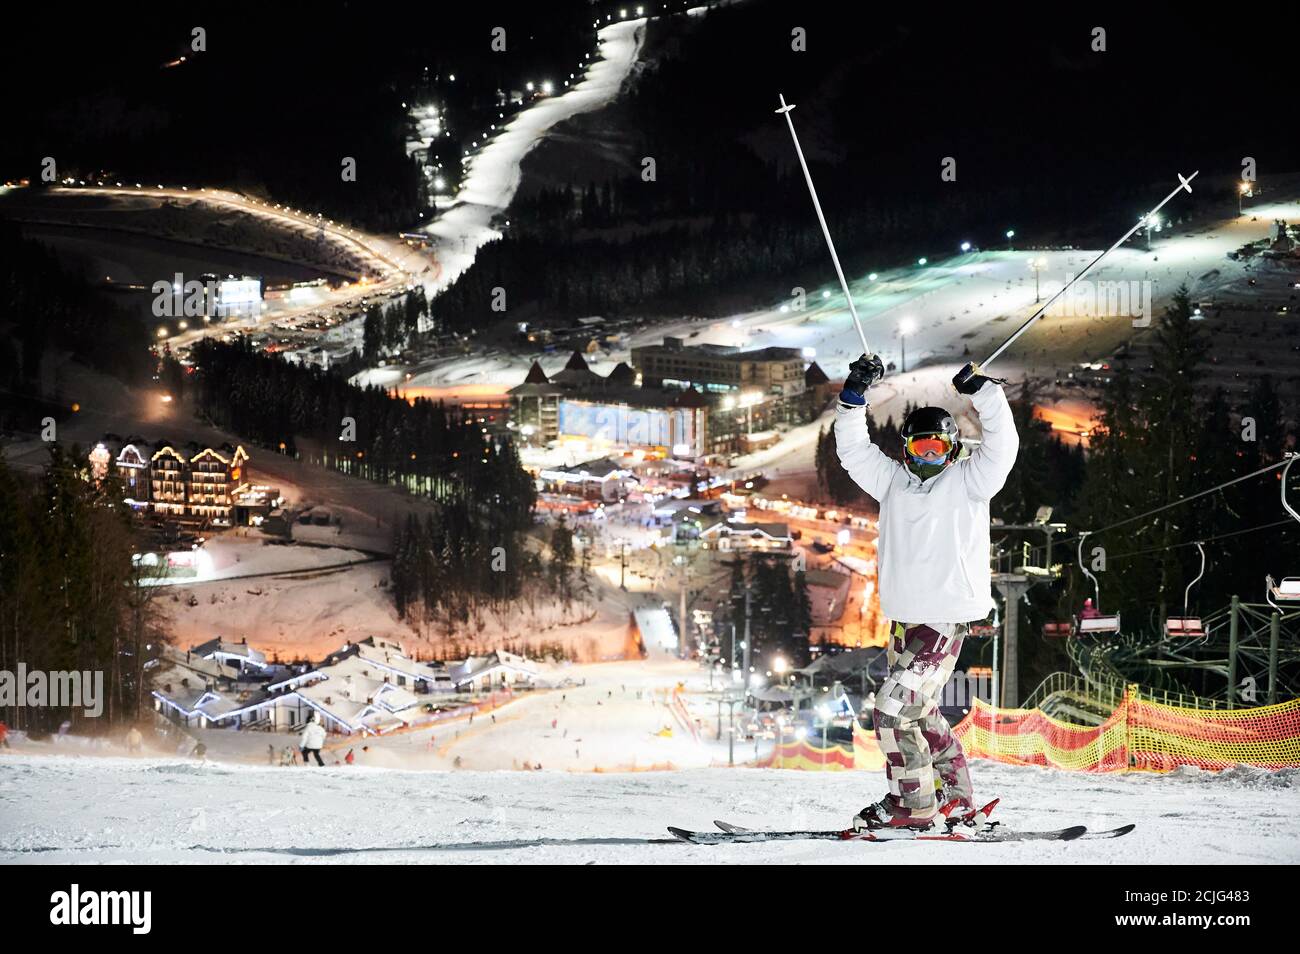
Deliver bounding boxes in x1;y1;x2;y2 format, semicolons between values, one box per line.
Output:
1165;541;1207;637
1074;532;1121;635
1075;614;1121;635
969;605;1000;639
1266;575;1300;609
1265;455;1300;612
1042;620;1073;639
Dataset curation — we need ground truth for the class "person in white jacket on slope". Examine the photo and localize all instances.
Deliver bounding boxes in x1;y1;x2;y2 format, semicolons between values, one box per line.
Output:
300;712;327;767
835;354;1018;831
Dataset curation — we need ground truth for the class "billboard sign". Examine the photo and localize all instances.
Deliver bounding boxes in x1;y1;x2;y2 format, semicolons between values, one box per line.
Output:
217;279;262;309
558;400;695;452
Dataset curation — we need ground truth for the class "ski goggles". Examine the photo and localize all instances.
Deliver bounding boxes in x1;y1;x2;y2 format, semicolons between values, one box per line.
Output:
905;434;954;461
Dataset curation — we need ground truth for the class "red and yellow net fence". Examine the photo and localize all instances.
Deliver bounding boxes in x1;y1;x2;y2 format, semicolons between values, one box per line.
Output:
758;690;1300;772
953;690;1300;773
757;720;884;771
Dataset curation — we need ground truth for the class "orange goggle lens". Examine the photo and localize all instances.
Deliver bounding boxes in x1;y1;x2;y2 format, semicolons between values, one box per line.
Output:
906;435;953;459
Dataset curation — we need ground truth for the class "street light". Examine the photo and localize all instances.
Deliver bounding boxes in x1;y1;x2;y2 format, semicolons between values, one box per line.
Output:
1029;256;1047;303
1005;229;1016;250
898;317;916;372
960;241;971;253
1145;214;1161;251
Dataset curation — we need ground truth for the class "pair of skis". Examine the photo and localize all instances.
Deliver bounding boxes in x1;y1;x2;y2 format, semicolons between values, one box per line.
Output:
669;800;1135;845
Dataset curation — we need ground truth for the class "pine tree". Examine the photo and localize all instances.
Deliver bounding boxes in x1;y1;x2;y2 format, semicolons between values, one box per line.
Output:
549;515;576;606
1147;286;1210;617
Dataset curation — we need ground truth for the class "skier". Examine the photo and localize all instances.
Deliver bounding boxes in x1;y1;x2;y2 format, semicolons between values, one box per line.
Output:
125;726;143;755
835;354;1018;831
300;712;326;767
0;720;9;750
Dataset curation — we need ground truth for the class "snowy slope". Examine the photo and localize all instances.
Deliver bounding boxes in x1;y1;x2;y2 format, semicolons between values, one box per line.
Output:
390;198;1296;405
2;754;1295;864
4;660;1296;865
417;17;646;297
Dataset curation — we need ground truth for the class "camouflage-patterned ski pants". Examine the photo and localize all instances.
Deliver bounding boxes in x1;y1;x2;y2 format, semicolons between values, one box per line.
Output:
874;621;972;821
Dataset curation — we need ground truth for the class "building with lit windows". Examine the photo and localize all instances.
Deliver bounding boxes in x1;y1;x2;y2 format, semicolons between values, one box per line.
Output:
88;437;251;527
631;337;806;395
507;349;835;459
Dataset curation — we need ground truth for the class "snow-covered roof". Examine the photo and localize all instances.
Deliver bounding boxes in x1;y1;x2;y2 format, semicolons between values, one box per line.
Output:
797;647;886;678
191;637;267;666
700;520;792;541
323;637;444;687
448;650;538;687
150;644;241;684
292;655;423;732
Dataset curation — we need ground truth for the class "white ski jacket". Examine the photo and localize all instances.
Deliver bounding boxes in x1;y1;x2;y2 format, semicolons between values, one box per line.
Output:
300;721;326;750
835;382;1018;624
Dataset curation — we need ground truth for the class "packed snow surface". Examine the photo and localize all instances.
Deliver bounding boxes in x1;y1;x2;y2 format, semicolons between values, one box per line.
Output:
3;754;1296;864
5;655;1296;865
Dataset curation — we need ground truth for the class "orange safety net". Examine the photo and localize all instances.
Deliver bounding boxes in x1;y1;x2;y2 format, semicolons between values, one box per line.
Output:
1127;694;1300;772
954;690;1300;773
758;691;1300;773
953;697;1128;772
758;720;884;771
758;737;855;770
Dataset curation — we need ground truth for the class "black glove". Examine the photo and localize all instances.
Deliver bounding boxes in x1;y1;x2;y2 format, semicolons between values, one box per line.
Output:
839;353;885;406
952;362;1008;395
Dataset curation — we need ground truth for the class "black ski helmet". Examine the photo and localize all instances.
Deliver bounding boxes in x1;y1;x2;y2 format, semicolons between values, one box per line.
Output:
901;406;961;469
902;406;959;443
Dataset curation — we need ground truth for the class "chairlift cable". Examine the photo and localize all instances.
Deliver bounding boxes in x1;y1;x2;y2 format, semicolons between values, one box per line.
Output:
1051;457;1294;551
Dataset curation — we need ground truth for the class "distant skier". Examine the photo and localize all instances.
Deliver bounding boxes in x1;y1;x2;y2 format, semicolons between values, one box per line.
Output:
835;354;1018;831
300;713;326;766
125;726;144;755
344;748;355;765
0;720;9;749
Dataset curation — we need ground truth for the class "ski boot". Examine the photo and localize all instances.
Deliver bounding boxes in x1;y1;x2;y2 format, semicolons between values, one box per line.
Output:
851;798;938;833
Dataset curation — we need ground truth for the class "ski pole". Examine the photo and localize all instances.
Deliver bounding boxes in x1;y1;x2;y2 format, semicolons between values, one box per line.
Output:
776;93;872;357
979;171;1198;373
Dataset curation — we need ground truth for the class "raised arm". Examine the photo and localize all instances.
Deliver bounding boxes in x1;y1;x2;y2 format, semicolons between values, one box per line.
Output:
834;353;902;501
960;380;1019;501
834;407;902;503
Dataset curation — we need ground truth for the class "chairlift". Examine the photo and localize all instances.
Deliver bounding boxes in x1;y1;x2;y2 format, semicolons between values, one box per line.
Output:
1074;532;1121;635
1266;454;1300;612
1165;541;1206;638
969;605;1000;639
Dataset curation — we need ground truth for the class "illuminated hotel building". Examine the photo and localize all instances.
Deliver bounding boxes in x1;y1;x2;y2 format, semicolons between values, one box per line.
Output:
88;438;251;527
507;347;836;460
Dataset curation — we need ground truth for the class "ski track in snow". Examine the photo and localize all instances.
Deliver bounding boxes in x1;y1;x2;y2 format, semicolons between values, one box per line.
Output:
2;756;1295;864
